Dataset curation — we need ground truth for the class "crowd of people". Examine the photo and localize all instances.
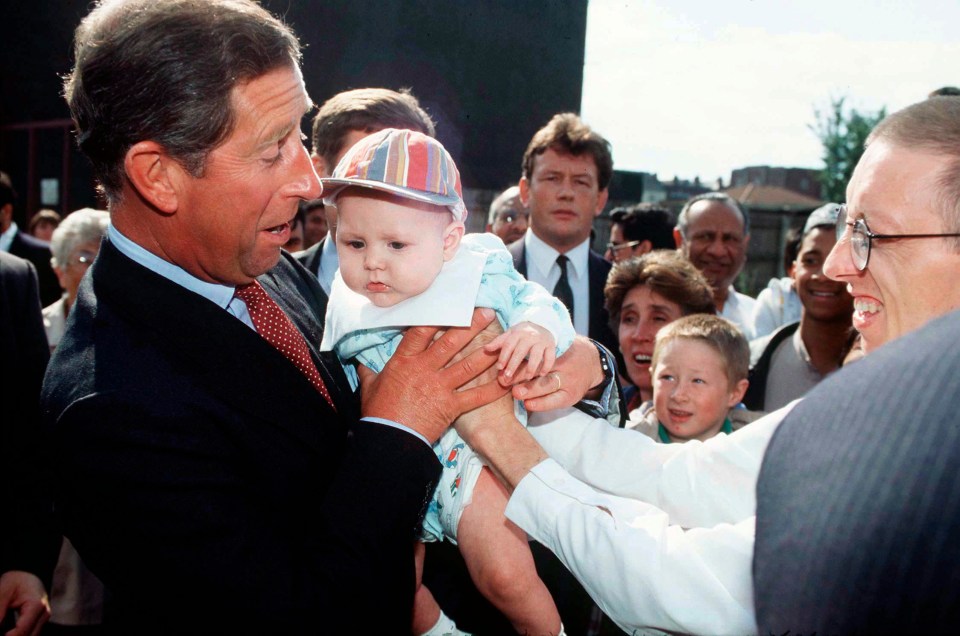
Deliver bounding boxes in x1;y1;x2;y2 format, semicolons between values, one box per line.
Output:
3;0;960;634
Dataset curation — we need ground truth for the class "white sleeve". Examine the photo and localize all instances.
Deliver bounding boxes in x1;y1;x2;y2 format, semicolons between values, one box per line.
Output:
506;459;758;636
527;403;795;528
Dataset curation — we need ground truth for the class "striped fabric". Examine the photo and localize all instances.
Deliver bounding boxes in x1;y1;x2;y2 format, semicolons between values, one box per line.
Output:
322;128;467;221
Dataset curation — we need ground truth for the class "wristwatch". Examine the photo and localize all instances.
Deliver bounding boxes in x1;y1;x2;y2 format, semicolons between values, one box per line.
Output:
589;340;615;391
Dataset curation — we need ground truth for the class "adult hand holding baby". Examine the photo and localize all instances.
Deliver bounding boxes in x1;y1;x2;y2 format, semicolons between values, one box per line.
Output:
357;307;510;444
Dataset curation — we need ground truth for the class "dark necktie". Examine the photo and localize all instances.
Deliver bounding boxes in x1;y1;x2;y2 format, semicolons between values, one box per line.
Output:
552;254;575;318
234;281;336;410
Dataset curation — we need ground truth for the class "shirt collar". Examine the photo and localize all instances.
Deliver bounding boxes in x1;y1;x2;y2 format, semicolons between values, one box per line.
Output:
524;230;590;280
0;221;19;252
107;224;236;309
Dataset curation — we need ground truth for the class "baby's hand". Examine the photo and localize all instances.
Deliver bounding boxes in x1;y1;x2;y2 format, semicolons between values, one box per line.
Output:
483;321;556;384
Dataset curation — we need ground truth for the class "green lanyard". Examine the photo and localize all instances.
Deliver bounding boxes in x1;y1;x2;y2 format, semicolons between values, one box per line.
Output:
658;417;733;444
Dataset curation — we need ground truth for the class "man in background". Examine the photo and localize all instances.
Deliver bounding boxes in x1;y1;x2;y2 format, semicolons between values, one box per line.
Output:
486;185;528;244
604;202;675;263
674;192;756;338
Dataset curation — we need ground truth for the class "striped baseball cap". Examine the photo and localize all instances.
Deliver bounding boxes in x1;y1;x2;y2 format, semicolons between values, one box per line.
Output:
321;128;467;222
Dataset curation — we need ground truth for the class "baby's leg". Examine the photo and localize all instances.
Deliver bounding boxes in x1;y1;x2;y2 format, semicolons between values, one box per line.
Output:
412;541;441;634
457;467;562;636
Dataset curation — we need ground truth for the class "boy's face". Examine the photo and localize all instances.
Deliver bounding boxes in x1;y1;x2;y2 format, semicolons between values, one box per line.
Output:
335;189;462;307
793;227;852;323
652;338;747;443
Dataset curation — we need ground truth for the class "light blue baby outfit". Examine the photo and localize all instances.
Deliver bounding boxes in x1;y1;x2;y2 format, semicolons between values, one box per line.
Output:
321;232;575;542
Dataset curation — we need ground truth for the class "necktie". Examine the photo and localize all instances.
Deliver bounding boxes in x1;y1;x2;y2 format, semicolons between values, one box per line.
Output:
553;254;575;318
234;281;336;410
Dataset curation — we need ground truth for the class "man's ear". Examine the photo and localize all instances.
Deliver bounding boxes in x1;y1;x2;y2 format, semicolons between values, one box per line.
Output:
637;239;654;256
518;177;530;206
593;188;609;216
442;221;465;261
123;141;182;214
673;228;684;249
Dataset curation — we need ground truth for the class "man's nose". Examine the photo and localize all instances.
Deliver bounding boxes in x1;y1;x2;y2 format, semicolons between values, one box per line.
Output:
288;142;322;201
823;237;854;281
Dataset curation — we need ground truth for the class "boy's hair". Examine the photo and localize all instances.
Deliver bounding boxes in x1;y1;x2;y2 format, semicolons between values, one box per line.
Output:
651;314;750;386
311;88;435;172
521;113;613;190
604;250;715;331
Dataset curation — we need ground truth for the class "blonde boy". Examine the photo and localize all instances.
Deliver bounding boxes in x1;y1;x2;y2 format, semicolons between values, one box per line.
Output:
638;314;753;443
320;129;569;636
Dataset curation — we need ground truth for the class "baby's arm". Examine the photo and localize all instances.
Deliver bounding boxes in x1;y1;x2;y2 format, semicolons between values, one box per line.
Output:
468;235;576;385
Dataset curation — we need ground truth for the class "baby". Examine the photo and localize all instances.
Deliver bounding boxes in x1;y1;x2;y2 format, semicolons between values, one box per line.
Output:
633;314;754;443
319;128;570;636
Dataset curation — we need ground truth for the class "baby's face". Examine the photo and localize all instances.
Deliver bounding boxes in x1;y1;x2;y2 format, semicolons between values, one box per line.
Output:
652;338;741;443
335;189;461;307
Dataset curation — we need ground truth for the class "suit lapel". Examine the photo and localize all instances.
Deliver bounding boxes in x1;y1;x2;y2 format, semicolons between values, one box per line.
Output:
95;241;347;451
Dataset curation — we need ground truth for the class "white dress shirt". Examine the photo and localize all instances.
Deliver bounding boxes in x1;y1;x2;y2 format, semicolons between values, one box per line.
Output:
720;286;757;340
523;231;590;336
506;402;799;635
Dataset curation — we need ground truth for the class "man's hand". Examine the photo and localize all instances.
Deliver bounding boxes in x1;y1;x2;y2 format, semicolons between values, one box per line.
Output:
0;571;50;636
511;336;605;411
357;308;510;444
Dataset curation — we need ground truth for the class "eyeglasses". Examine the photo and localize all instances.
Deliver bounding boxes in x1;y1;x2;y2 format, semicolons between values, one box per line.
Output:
71;251;97;267
496;212;528;224
835;206;960;271
605;240;641;254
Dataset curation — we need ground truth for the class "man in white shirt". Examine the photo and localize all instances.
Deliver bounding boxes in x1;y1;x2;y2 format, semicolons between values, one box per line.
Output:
674;192;756;338
457;96;960;635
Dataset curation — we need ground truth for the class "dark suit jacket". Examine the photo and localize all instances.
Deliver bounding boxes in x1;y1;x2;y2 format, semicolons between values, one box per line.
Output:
754;308;960;635
8;229;60;307
0;252;59;587
293;238;328;321
42;240;440;634
507;238;620;367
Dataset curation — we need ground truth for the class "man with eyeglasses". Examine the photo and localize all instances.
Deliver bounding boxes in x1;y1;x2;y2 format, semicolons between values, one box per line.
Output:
453;96;960;634
604;203;675;263
486;185;529;245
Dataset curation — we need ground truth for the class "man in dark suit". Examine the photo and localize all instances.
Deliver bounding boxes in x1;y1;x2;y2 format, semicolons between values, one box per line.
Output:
0;252;58;635
43;2;509;633
0;172;60;306
509;113;619;362
295;88;436;318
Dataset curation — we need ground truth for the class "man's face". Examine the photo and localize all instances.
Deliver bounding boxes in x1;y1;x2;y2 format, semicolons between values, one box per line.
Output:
168;66;320;285
336;190;459;307
488;193;528;244
823;139;960;353
793;227;852;323
302;205;328;248
605;223;647;263
677;201;748;293
520;148;608;252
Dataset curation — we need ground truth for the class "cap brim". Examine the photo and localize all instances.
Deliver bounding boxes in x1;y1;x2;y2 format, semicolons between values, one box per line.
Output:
321;178;461;210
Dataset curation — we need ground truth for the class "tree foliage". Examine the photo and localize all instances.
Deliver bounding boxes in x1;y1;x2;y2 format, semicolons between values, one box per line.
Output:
811;97;887;202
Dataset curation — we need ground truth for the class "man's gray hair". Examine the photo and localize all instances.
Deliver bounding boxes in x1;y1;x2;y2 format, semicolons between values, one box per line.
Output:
50;208;110;268
675;192;749;238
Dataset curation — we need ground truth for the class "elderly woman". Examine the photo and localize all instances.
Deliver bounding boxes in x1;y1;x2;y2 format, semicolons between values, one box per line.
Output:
603;250;715;414
43;208;109;351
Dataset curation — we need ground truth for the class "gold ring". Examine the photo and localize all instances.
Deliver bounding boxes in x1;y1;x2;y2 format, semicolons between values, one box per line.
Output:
552;372;561;392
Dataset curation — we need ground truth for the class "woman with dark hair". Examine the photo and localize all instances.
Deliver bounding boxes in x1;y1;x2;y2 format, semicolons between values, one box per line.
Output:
603;250;715;414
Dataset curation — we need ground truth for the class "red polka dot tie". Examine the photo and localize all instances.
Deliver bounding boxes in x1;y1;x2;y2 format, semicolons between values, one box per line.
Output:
234;281;336;411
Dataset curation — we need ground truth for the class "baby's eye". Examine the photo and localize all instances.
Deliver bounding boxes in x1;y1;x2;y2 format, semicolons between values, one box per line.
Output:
346;240;364;249
388;241;406;250
692;378;706;385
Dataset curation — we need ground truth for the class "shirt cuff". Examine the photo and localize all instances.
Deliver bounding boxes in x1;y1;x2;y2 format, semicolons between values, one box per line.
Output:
360;416;432;448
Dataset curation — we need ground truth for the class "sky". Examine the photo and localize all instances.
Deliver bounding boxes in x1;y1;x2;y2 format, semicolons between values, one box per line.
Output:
581;0;960;186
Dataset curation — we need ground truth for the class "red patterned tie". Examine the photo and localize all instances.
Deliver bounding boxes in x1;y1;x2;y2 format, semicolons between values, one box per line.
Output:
234;281;336;410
